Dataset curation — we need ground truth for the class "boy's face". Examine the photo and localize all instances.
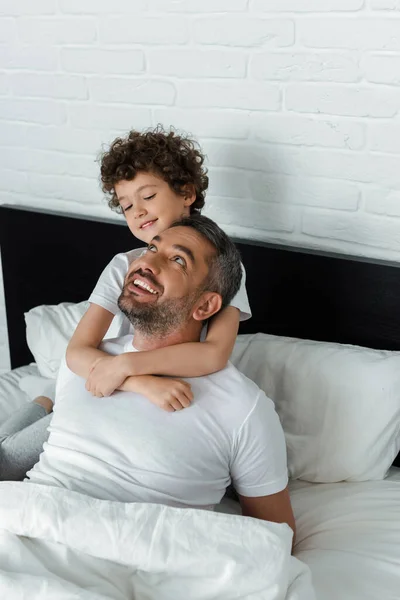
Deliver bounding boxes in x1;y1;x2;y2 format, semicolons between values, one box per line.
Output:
114;172;196;244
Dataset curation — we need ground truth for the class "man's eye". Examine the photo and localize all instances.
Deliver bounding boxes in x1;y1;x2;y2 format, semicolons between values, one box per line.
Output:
147;244;157;252
173;256;186;266
143;194;156;201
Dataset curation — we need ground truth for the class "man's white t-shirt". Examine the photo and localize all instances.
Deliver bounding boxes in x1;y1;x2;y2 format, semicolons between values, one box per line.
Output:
89;249;252;336
27;336;288;510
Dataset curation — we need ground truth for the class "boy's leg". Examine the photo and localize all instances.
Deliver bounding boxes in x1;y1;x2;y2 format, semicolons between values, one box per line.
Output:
0;398;52;481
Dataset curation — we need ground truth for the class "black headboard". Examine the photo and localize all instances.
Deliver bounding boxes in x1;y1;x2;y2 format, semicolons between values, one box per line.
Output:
1;204;400;467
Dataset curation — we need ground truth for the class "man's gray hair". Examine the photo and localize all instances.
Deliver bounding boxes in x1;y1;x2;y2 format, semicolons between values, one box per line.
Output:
169;214;242;310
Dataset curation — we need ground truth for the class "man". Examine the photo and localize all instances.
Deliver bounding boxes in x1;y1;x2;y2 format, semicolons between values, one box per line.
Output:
27;215;295;537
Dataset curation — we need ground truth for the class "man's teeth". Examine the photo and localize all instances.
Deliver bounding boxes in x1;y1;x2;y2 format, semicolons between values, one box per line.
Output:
133;279;157;294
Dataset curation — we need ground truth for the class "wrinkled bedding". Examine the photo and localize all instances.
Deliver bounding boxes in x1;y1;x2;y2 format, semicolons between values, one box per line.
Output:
0;481;315;600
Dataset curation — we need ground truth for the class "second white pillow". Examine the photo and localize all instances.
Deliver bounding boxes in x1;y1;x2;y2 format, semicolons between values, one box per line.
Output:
231;333;400;483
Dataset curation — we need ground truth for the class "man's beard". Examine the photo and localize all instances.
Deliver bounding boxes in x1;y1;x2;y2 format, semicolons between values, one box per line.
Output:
118;287;202;338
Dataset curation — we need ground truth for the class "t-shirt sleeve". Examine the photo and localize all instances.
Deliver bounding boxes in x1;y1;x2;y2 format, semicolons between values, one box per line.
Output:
88;248;144;315
230;262;251;322
230;391;288;498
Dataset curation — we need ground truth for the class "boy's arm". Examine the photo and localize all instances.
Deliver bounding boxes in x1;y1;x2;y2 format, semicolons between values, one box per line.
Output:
66;304;115;378
123;305;240;378
85;306;240;397
86;305;241;398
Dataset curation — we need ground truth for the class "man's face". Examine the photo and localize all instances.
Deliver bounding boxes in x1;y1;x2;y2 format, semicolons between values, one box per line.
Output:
118;226;215;336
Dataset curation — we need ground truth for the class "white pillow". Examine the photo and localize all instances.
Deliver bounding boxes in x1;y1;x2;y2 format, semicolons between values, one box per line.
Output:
25;302;121;379
231;333;400;483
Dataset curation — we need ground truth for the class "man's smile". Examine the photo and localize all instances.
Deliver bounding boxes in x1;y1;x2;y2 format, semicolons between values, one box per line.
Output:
129;278;158;295
126;270;162;298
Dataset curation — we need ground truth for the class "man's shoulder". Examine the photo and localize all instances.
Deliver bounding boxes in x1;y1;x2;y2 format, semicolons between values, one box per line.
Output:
193;361;263;412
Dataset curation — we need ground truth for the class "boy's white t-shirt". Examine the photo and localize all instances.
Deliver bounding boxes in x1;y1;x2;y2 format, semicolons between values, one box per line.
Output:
26;335;288;509
88;248;251;336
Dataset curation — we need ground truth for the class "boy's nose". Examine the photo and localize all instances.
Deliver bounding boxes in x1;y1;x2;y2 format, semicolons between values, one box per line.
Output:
132;200;147;219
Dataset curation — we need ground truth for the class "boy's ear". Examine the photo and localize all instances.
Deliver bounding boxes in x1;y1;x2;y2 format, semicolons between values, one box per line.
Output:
192;292;223;322
182;183;196;207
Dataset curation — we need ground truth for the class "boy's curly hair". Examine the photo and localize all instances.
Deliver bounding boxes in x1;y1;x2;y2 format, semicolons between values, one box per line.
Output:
100;125;208;214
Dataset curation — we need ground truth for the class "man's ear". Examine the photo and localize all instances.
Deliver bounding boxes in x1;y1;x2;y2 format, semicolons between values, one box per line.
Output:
192;292;223;322
182;184;196;208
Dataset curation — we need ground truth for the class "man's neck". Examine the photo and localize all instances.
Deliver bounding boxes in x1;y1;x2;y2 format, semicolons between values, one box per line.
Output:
131;321;203;351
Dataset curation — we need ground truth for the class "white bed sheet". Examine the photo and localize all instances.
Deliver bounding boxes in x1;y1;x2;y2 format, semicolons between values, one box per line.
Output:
291;468;400;600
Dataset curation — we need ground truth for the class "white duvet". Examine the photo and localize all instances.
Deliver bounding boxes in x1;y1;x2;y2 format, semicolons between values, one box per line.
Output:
0;481;314;600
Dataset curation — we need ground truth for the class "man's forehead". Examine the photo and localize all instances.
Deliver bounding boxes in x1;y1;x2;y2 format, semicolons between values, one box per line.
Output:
152;227;214;260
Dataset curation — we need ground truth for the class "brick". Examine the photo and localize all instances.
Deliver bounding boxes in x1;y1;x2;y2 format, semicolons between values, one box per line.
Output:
68;104;151;130
193;17;294;47
0;169;29;194
0;122;27;147
205;143;400;188
24;126;107;155
149;0;248;11
61;48;144;75
99;16;189;44
249;173;360;210
369;122;400;153
28;174;100;204
285;84;400;117
0;18;16;43
252;114;365;150
298;18;400;51
89;78;176;106
208;197;296;232
148;49;246;78
17;17;97;45
1;148;97;178
205;141;285;173
363;54;400;85
10;73;87;100
369;0;400;8
251;51;361;83
0;0;56;15
0;73;10;96
154;108;249;140
207;168;251;198
302;210;400;252
59;0;147;13
0;98;67;125
178;81;281;110
0;46;58;71
365;187;400;217
251;0;364;10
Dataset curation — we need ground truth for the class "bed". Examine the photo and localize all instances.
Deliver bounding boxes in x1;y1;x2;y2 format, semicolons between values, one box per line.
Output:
1;204;400;600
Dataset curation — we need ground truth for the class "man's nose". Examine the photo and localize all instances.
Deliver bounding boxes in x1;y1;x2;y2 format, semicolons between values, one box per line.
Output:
137;252;162;275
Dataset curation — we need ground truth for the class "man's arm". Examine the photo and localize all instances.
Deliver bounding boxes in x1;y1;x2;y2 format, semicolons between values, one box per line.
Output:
239;486;296;549
230;389;294;548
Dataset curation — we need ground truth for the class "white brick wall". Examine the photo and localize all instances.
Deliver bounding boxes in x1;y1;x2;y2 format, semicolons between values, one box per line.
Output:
1;1;400;371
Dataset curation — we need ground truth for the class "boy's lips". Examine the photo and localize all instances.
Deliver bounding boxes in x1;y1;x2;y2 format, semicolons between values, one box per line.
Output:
140;219;158;230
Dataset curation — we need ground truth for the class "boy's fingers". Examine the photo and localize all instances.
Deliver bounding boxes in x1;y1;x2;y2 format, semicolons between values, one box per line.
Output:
170;399;184;411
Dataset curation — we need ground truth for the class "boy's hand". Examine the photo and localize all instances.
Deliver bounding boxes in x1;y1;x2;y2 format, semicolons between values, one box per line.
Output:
86;355;127;397
139;376;193;412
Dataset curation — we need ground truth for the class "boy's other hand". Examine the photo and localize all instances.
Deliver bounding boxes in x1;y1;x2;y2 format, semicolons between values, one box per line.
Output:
86;355;127;397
